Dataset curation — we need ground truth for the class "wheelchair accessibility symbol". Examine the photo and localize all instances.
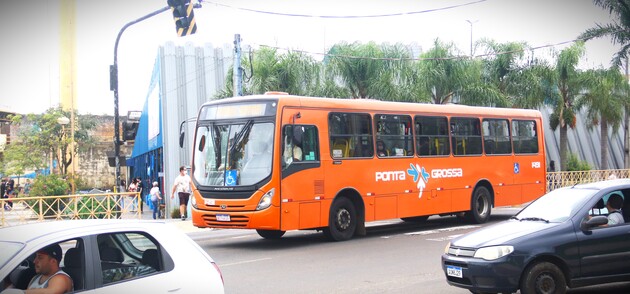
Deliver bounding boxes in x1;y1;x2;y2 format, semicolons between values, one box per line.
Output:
514;162;520;174
226;170;238;186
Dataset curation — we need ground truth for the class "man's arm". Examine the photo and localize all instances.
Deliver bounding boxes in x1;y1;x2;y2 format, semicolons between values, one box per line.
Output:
25;275;72;294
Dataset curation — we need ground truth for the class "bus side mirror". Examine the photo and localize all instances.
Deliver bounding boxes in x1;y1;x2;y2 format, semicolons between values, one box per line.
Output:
179;131;185;148
198;135;206;152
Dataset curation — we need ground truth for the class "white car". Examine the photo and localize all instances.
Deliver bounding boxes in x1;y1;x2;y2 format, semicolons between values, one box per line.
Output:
0;220;224;293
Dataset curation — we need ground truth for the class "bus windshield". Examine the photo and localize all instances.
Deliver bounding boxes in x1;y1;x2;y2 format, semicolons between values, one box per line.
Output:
193;121;274;187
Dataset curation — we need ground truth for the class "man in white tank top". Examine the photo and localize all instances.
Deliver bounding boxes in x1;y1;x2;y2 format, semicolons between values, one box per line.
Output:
25;244;73;293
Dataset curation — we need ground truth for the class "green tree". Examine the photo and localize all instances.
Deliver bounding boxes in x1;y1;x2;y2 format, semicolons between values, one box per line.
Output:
3;107;97;178
579;0;630;168
546;42;587;171
476;39;547;109
578;67;629;169
217;47;328;98
410;39;487;105
325;41;412;100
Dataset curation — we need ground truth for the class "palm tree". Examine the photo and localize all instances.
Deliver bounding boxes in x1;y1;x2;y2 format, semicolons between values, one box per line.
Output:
408;39;468;104
410;39;497;106
476;39;547;109
578;67;629;169
325;41;412;99
579;0;630;168
547;42;586;171
216;47;322;97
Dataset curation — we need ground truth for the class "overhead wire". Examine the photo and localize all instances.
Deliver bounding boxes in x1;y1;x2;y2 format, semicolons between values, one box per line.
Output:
200;0;487;18
253;36;587;62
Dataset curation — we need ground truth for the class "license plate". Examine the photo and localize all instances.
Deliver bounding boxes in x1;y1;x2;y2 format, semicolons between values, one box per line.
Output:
216;214;230;222
446;265;463;278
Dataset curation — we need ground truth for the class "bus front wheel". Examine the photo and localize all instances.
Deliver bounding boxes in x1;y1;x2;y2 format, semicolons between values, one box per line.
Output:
465;186;491;223
323;197;357;241
256;229;285;239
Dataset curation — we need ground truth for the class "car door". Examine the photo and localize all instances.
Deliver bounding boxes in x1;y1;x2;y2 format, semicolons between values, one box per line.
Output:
576;191;630;278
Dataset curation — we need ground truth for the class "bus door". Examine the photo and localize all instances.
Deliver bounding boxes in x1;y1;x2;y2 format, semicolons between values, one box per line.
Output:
482;118;519;206
279;110;324;231
511;119;544;203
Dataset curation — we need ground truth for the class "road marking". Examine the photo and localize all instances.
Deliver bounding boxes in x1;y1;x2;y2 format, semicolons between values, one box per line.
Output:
220;257;272;267
404;225;479;236
382;225;479;239
427;234;463;242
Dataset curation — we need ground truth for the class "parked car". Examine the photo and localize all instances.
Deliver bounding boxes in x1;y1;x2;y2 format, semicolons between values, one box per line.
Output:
0;220;224;293
442;179;630;294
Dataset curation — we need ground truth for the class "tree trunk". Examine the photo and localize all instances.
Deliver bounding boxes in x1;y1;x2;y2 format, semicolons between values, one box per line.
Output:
601;120;609;170
625;109;629;168
560;125;568;171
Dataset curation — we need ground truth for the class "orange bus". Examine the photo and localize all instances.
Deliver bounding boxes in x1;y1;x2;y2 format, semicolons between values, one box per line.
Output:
186;93;546;241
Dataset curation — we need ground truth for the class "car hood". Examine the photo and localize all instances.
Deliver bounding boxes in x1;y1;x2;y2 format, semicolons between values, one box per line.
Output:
452;220;558;248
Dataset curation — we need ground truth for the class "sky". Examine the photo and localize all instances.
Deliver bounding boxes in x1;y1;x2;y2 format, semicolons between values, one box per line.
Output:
0;0;620;116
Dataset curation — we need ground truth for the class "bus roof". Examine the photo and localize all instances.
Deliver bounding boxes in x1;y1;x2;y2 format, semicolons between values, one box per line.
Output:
201;94;542;119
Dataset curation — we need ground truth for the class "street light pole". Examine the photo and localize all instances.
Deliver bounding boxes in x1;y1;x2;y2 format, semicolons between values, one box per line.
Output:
110;6;170;192
466;19;478;57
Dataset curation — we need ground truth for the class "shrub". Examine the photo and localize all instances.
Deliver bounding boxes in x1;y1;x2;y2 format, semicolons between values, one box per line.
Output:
29;174;70;197
171;207;181;219
566;153;591;171
26;175;71;217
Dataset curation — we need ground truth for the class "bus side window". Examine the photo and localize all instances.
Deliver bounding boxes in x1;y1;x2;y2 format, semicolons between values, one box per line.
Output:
283;125;319;166
416;115;449;157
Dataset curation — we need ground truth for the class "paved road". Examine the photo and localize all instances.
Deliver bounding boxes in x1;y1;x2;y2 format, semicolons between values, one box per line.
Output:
190;208;630;294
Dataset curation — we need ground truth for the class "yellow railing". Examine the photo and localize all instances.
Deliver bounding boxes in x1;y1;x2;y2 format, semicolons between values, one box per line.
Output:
1;169;628;227
0;192;141;227
546;169;630;191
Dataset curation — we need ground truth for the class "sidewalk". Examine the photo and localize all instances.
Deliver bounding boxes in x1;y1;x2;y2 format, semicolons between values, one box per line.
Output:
138;206;211;237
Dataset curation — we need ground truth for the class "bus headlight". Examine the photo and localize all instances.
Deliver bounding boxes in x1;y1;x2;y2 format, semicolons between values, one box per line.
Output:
256;188;275;210
191;195;197;209
474;245;514;260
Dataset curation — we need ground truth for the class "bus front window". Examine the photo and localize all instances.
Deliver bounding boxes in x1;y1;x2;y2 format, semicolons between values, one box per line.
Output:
193;122;274;186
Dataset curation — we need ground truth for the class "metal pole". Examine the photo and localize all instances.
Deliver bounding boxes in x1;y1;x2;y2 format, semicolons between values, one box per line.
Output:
465;20;477;57
111;6;170;192
233;34;242;96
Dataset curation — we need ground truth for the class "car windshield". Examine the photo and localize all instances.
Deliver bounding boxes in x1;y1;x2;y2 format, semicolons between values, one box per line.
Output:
515;188;596;222
0;241;24;269
193;121;274;186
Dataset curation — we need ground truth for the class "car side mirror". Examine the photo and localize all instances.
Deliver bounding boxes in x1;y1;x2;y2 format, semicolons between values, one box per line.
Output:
581;215;608;231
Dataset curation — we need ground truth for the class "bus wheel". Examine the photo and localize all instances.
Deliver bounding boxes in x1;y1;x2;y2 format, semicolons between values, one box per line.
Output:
256;229;285;239
465;186;491;223
323;197;357;241
401;216;429;223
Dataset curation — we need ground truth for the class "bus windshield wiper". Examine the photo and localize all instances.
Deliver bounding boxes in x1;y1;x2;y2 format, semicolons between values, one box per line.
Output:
519;217;549;223
509;216;520;220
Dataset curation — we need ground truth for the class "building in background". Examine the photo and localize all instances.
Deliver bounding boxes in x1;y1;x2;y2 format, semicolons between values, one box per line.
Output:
127;41;231;216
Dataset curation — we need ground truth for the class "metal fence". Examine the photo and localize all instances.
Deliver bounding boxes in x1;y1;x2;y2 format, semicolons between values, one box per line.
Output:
0;192;142;227
546;169;630;192
2;169;629;227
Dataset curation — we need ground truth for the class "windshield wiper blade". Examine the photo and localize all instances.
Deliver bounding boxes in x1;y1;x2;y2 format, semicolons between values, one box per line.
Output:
519;217;549;223
509;216;519;220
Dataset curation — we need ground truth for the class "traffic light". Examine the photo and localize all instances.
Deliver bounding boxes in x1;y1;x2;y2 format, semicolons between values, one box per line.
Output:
122;120;139;142
167;0;197;37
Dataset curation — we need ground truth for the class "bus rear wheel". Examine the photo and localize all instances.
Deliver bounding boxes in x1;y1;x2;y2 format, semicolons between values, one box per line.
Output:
256;229;285;239
465;186;491;223
323;197;357;241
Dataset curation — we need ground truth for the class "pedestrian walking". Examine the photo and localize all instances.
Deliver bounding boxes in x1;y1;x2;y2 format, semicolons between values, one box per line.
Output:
149;181;162;219
136;177;144;213
127;178;137;211
171;166;192;221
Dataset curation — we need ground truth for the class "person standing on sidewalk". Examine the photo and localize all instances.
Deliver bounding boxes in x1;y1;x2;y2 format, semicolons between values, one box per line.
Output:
171;166;192;221
136;177;144;213
149;181;162;219
127;178;137;212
